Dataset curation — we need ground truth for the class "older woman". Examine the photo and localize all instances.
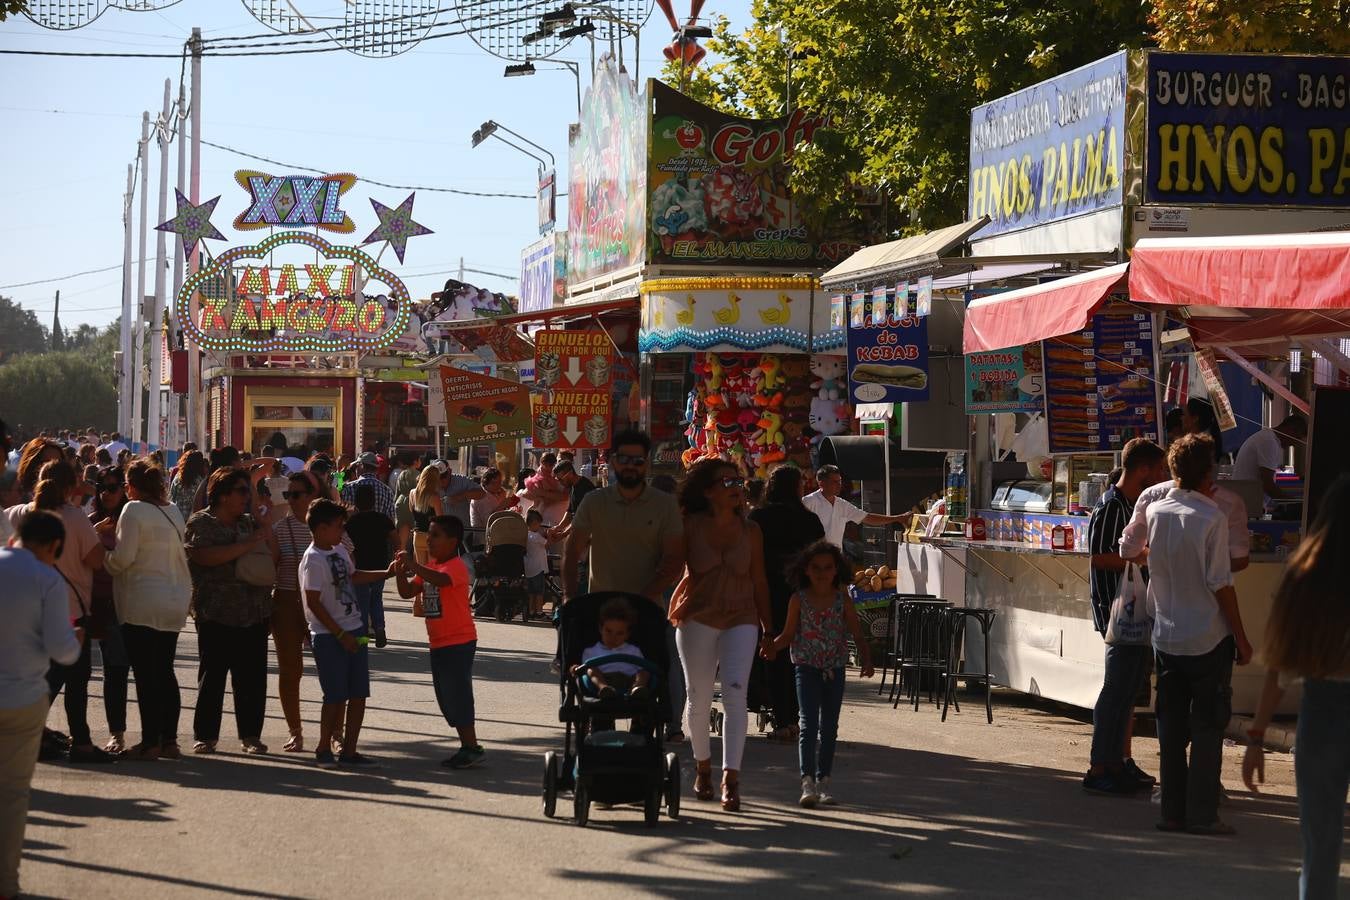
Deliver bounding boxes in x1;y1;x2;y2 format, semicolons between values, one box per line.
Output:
103;460;191;761
671;458;772;812
185;468;278;755
749;465;825;743
469;468;518;528
270;471;322;752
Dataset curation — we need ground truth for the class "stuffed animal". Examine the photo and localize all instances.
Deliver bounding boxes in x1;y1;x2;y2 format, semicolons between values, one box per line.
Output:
757;410;784;447
736;407;761;439
780;356;811;383
758;355;783;392
706;354;725;398
809;396;849;436
810;355;846;401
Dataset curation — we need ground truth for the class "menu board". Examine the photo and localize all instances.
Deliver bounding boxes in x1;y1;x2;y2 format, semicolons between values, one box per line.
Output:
1044;307;1159;453
965;343;1045;414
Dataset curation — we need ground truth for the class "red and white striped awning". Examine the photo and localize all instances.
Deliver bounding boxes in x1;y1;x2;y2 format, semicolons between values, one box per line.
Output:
962;264;1128;353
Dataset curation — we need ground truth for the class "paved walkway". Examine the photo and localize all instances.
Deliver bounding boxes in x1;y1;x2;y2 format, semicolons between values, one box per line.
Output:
24;588;1324;899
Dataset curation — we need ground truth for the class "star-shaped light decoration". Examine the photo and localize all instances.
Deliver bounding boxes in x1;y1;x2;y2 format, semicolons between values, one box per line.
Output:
362;193;433;264
155;189;226;258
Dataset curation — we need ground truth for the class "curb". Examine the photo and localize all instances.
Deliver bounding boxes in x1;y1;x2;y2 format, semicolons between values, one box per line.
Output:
1228;715;1295;752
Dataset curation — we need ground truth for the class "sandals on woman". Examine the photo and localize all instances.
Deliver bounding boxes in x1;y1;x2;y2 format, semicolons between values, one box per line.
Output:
283;733;305;753
192;740;217;755
693;760;714;801
241;739;268;755
104;733;126;755
721;771;741;812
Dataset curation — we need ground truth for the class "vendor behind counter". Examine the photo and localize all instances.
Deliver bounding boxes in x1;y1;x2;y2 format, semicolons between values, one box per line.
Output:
1232;415;1307;502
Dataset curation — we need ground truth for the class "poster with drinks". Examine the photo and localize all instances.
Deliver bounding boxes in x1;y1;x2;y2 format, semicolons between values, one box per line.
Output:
1043;306;1160;452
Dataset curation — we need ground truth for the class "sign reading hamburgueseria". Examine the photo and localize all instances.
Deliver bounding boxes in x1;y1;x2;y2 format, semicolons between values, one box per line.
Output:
1146;52;1350;207
967;51;1127;238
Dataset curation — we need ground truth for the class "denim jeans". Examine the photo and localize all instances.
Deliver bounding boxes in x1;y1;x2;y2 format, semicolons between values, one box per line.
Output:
1089;642;1151;767
355;582;385;632
1155;637;1234;827
796;665;846;779
1296;679;1350;900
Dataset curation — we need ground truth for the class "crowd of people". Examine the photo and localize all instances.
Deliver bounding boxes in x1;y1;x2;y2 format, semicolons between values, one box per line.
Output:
0;418;909;897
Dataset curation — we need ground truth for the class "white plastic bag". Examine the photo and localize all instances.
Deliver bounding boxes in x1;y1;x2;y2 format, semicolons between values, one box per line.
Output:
1105;563;1152;646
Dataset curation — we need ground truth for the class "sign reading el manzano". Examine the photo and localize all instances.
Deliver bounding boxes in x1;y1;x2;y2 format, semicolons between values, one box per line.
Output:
1145;52;1350;206
967;52;1127;237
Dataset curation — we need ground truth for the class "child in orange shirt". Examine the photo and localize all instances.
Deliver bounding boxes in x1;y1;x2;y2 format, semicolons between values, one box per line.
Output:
394;514;483;769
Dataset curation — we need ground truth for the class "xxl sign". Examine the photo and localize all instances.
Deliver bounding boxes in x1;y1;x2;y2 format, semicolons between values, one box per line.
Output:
232;169;357;233
176;232;410;353
967;51;1127;238
1145;52;1350;206
649;81;855;267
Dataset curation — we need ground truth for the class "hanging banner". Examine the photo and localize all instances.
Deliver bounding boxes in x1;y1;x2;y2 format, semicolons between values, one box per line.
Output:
648;80;857;268
519;232;567;313
1043;306;1160;452
965;344;1046;414
533;390;613;450
846;296;930;403
916;275;933;317
567;57;647;285
533;330;614;390
968;51;1127;238
1193;349;1238;431
438;365;531;446
538;169;556;235
1145;52;1350;208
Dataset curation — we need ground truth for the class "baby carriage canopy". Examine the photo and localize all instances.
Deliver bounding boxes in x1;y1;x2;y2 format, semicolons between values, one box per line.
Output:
486;510;528;551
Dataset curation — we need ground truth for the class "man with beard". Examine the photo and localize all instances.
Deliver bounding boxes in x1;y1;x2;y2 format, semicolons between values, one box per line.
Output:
562;429;683;604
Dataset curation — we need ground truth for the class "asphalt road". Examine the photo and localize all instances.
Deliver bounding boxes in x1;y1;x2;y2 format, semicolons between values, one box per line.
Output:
23;587;1325;899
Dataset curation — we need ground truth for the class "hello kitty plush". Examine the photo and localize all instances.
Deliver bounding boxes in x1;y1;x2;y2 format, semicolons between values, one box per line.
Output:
810;355;846;401
808;396;849;436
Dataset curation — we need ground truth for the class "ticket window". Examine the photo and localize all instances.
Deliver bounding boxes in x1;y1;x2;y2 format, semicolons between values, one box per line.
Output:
245;387;343;458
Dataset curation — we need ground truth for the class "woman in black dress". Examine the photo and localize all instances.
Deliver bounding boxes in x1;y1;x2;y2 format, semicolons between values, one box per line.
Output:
748;465;825;742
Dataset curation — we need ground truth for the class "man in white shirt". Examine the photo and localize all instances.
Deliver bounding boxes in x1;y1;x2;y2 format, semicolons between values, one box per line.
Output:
99;432;130;458
801;465;911;549
1231;415;1306;500
1120;482;1250;573
1146;433;1252;835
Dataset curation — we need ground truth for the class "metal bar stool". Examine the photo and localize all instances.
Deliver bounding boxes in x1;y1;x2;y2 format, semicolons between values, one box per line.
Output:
876;593;935;699
895;599;953;710
941;607;998;724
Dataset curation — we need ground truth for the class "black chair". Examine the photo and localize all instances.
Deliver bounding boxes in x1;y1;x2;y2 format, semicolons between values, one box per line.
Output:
876;593;935;699
941;607;998;724
894;599;953;710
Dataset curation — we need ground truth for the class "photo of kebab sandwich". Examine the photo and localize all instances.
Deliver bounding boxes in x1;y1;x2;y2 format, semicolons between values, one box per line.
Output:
852;363;927;390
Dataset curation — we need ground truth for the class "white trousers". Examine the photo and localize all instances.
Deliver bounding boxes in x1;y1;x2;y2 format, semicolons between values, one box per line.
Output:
676;620;758;771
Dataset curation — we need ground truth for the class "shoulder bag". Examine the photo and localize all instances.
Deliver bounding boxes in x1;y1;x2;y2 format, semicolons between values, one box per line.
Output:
234;518;277;588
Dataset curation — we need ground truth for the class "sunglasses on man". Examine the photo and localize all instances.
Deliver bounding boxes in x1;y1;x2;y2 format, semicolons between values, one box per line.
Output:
612;453;648;466
721;476;746;489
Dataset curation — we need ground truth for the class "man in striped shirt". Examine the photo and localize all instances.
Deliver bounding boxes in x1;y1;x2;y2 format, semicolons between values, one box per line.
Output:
1084;438;1169;796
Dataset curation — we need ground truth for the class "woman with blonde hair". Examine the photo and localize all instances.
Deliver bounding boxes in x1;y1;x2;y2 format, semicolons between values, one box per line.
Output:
1243;475;1350;899
409;465;443;566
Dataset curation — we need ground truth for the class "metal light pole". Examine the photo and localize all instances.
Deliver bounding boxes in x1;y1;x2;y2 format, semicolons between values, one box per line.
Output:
187;27;203;448
132;110;150;450
119;163;134;436
149;79;171;451
169;79;187;453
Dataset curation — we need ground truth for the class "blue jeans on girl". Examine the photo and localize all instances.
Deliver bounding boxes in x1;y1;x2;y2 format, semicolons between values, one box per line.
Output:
796;665;846;779
1295;678;1350;900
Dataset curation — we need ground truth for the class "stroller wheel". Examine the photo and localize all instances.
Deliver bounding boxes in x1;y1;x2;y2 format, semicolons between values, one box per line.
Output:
665;753;681;819
644;785;662;827
542;751;559;819
573;780;590;826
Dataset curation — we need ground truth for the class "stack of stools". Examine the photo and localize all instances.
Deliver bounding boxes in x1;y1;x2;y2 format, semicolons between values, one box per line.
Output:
893;598;954;710
876;593;934;701
941;607;998;724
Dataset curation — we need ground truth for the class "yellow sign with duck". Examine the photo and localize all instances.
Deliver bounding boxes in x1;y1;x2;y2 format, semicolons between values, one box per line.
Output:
640;276;836;354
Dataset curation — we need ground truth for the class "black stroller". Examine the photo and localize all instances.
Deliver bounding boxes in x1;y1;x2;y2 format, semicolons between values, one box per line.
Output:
472;511;530;623
542;591;681;827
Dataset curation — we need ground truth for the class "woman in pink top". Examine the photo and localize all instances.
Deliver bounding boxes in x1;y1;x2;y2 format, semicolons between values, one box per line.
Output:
670;459;772;811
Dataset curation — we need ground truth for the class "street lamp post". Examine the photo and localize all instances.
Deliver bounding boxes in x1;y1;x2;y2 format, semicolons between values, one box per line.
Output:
505;58;582;114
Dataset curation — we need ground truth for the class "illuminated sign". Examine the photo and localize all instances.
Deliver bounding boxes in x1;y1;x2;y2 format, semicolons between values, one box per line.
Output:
232;169;357;233
175;232;410;353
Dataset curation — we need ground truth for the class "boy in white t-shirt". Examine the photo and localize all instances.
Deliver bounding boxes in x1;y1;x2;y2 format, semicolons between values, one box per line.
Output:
524;509;550;620
299;499;396;769
571;597;650;700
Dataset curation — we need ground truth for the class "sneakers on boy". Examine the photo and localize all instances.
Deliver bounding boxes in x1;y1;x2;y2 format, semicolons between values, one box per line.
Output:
1082;770;1139;796
1123;758;1157;787
799;776;818;809
315;749;339;769
442;746;486;769
816;776;837;806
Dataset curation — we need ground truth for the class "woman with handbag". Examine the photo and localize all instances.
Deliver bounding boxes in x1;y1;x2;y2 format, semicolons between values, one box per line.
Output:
88;467;132;755
103;460;192;761
185;468;279;755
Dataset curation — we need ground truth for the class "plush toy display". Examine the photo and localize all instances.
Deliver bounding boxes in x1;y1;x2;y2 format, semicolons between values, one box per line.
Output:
685;351;852;477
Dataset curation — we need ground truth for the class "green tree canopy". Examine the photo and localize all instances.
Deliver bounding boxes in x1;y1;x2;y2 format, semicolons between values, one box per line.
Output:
0;295;50;364
0;351;118;431
1150;0;1350;53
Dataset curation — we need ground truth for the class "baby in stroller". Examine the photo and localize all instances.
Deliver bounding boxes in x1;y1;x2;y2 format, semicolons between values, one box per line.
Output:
472;510;530;622
572;598;652;701
542;591;681;827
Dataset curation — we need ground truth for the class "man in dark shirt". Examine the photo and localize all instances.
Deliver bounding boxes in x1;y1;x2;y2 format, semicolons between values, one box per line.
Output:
1085;438;1168;796
345;485;396;648
546;460;595;543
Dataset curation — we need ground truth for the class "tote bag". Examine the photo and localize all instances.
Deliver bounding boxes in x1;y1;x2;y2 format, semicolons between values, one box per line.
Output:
1104;563;1152;646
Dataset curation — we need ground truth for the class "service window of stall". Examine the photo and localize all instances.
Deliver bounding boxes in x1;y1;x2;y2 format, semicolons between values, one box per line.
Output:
245;386;342;458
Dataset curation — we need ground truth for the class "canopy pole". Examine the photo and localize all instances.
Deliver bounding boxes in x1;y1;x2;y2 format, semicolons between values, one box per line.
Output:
1213;345;1310;415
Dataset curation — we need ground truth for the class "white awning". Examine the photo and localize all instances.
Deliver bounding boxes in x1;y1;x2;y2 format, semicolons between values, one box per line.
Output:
821;218;991;288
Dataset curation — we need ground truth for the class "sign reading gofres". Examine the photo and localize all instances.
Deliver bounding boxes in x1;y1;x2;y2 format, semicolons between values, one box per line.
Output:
1146;52;1350;207
968;52;1127;238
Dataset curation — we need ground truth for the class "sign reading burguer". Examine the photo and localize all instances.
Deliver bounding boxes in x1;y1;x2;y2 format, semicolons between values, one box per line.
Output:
533;329;615;448
533;330;614;390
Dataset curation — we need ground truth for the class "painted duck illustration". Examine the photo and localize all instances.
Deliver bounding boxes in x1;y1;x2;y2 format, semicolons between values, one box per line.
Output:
653;300;666;328
714;292;742;326
758;292;792;325
675;294;696;326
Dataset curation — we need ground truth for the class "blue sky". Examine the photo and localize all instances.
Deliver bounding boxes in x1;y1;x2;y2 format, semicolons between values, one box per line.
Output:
0;0;750;329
